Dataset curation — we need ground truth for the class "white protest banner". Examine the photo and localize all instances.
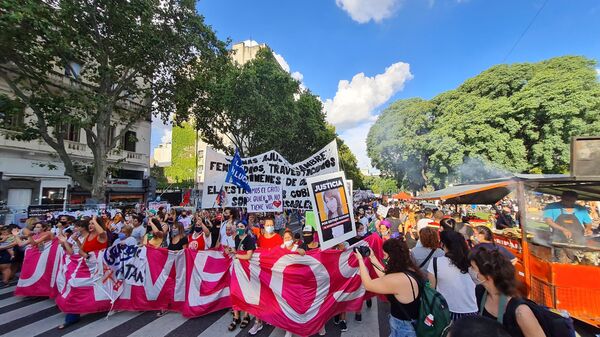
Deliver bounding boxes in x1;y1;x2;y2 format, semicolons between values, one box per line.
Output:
376;205;390;218
345;179;353;206
148;202;170;213
202;140;339;210
306;171;356;250
247;184;283;213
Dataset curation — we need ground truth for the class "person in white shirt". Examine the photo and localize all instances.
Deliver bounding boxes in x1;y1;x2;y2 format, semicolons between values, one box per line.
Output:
130;215;146;245
427;230;477;321
177;211;192;232
219;209;238;247
112;224;137;247
416;208;434;232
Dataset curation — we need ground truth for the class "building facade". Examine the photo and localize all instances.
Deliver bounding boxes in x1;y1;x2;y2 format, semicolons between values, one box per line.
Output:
0;65;151;221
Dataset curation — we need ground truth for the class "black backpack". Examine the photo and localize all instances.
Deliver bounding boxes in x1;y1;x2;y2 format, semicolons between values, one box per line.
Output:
479;290;576;337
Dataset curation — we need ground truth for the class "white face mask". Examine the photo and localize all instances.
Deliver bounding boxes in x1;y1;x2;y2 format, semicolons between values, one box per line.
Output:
284;240;293;247
471;271;486;285
265;226;274;234
357;230;366;237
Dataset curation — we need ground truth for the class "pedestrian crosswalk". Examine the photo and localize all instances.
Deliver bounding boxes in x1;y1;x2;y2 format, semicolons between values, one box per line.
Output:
0;285;390;337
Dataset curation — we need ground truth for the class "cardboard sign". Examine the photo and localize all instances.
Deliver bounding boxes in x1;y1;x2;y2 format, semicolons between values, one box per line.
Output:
376;205;390;218
305;211;317;230
247;184;283;213
306;172;356;250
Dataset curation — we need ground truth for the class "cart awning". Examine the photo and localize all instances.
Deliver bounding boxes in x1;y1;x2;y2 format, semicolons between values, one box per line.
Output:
414;181;513;204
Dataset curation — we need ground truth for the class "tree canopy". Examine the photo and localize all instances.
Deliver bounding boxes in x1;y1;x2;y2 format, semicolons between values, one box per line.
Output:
0;0;228;200
367;56;600;191
176;46;364;188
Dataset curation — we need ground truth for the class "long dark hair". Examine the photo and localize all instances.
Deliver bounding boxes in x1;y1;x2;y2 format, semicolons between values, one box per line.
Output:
383;238;423;279
440;230;470;274
469;246;519;297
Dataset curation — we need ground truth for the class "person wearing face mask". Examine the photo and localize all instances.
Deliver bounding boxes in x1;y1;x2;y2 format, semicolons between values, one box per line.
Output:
13;221;54;251
167;222;188;251
54;215;74;235
256;218;283;250
56;217;106;329
221;223;236;248
187;217;211;251
130;215;146;245
248;218;283;335
219;208;238;248
247;213;261;238
143;217;166;248
225;222;256;331
469;247;546;337
299;225;320;251
428;230;477;321
178;210;192;233
355;238;424;337
113;225;137;247
379;219;392;241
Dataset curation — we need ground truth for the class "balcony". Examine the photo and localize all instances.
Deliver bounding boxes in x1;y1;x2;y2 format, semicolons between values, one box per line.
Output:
109;149;149;166
65;140;87;152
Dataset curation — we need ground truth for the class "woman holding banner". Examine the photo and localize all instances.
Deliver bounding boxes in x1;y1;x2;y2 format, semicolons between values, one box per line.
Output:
225;222;256;331
12;221;53;250
355;238;423;337
249;218;282;336
143;217;166;248
57;216;107;330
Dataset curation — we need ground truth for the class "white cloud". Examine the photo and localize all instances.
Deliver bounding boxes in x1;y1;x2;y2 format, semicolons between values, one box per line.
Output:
273;52;291;73
150;114;172;156
242;39;259;47
339;122;374;169
291;71;304;82
336;0;401;23
324;62;413;131
273;52;306;91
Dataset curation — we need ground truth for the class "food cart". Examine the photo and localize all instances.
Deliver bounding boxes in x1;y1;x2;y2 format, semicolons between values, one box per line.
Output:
415;174;600;328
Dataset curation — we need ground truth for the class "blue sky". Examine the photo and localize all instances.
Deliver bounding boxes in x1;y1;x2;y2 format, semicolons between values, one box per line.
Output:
151;0;600;169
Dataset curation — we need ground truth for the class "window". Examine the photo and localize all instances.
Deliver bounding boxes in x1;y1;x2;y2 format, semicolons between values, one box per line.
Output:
123;130;137;152
106;126;116;148
65;61;81;79
41;188;65;205
61;124;80;142
0;95;25;130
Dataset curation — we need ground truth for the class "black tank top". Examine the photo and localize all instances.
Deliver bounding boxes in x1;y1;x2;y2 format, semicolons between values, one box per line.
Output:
387;270;421;320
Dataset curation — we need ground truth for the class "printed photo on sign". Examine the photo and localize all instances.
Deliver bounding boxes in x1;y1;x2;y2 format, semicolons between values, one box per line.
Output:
307;172;356;250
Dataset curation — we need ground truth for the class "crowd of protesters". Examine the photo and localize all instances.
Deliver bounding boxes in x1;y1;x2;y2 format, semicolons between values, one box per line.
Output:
0;198;550;337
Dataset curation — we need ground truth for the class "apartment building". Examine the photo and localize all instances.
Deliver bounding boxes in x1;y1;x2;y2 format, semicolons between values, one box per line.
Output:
0;64;151;218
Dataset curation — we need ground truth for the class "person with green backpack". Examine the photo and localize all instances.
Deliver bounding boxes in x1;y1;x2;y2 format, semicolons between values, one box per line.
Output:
354;237;423;337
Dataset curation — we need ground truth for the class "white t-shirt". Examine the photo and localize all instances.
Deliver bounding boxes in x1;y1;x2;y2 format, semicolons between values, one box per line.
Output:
178;216;192;229
131;225;146;245
427;256;477;314
416;218;433;232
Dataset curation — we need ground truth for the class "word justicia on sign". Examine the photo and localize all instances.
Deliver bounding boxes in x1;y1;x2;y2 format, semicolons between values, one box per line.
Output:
313;179;343;192
15;236;383;337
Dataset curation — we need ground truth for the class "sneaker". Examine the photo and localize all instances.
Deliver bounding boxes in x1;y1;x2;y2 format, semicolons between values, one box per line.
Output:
333;315;341;325
366;298;372;308
355;313;362;322
318;327;326;336
248;322;263;335
284;331;293;337
339;320;348;332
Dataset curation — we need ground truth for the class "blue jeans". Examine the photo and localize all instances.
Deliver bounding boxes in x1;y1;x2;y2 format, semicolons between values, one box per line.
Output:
65;313;80;325
389;315;417;337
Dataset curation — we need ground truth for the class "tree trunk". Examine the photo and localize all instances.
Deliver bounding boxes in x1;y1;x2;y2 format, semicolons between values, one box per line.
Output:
90;158;108;202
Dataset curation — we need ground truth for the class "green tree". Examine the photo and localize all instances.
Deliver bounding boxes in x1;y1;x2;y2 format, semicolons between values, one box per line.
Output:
164;121;196;184
178;46;364;185
363;176;398;195
0;0;227;201
368;56;600;190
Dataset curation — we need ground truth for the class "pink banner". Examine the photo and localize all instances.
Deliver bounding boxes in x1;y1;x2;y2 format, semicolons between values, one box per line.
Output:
15;235;383;336
14;239;61;298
